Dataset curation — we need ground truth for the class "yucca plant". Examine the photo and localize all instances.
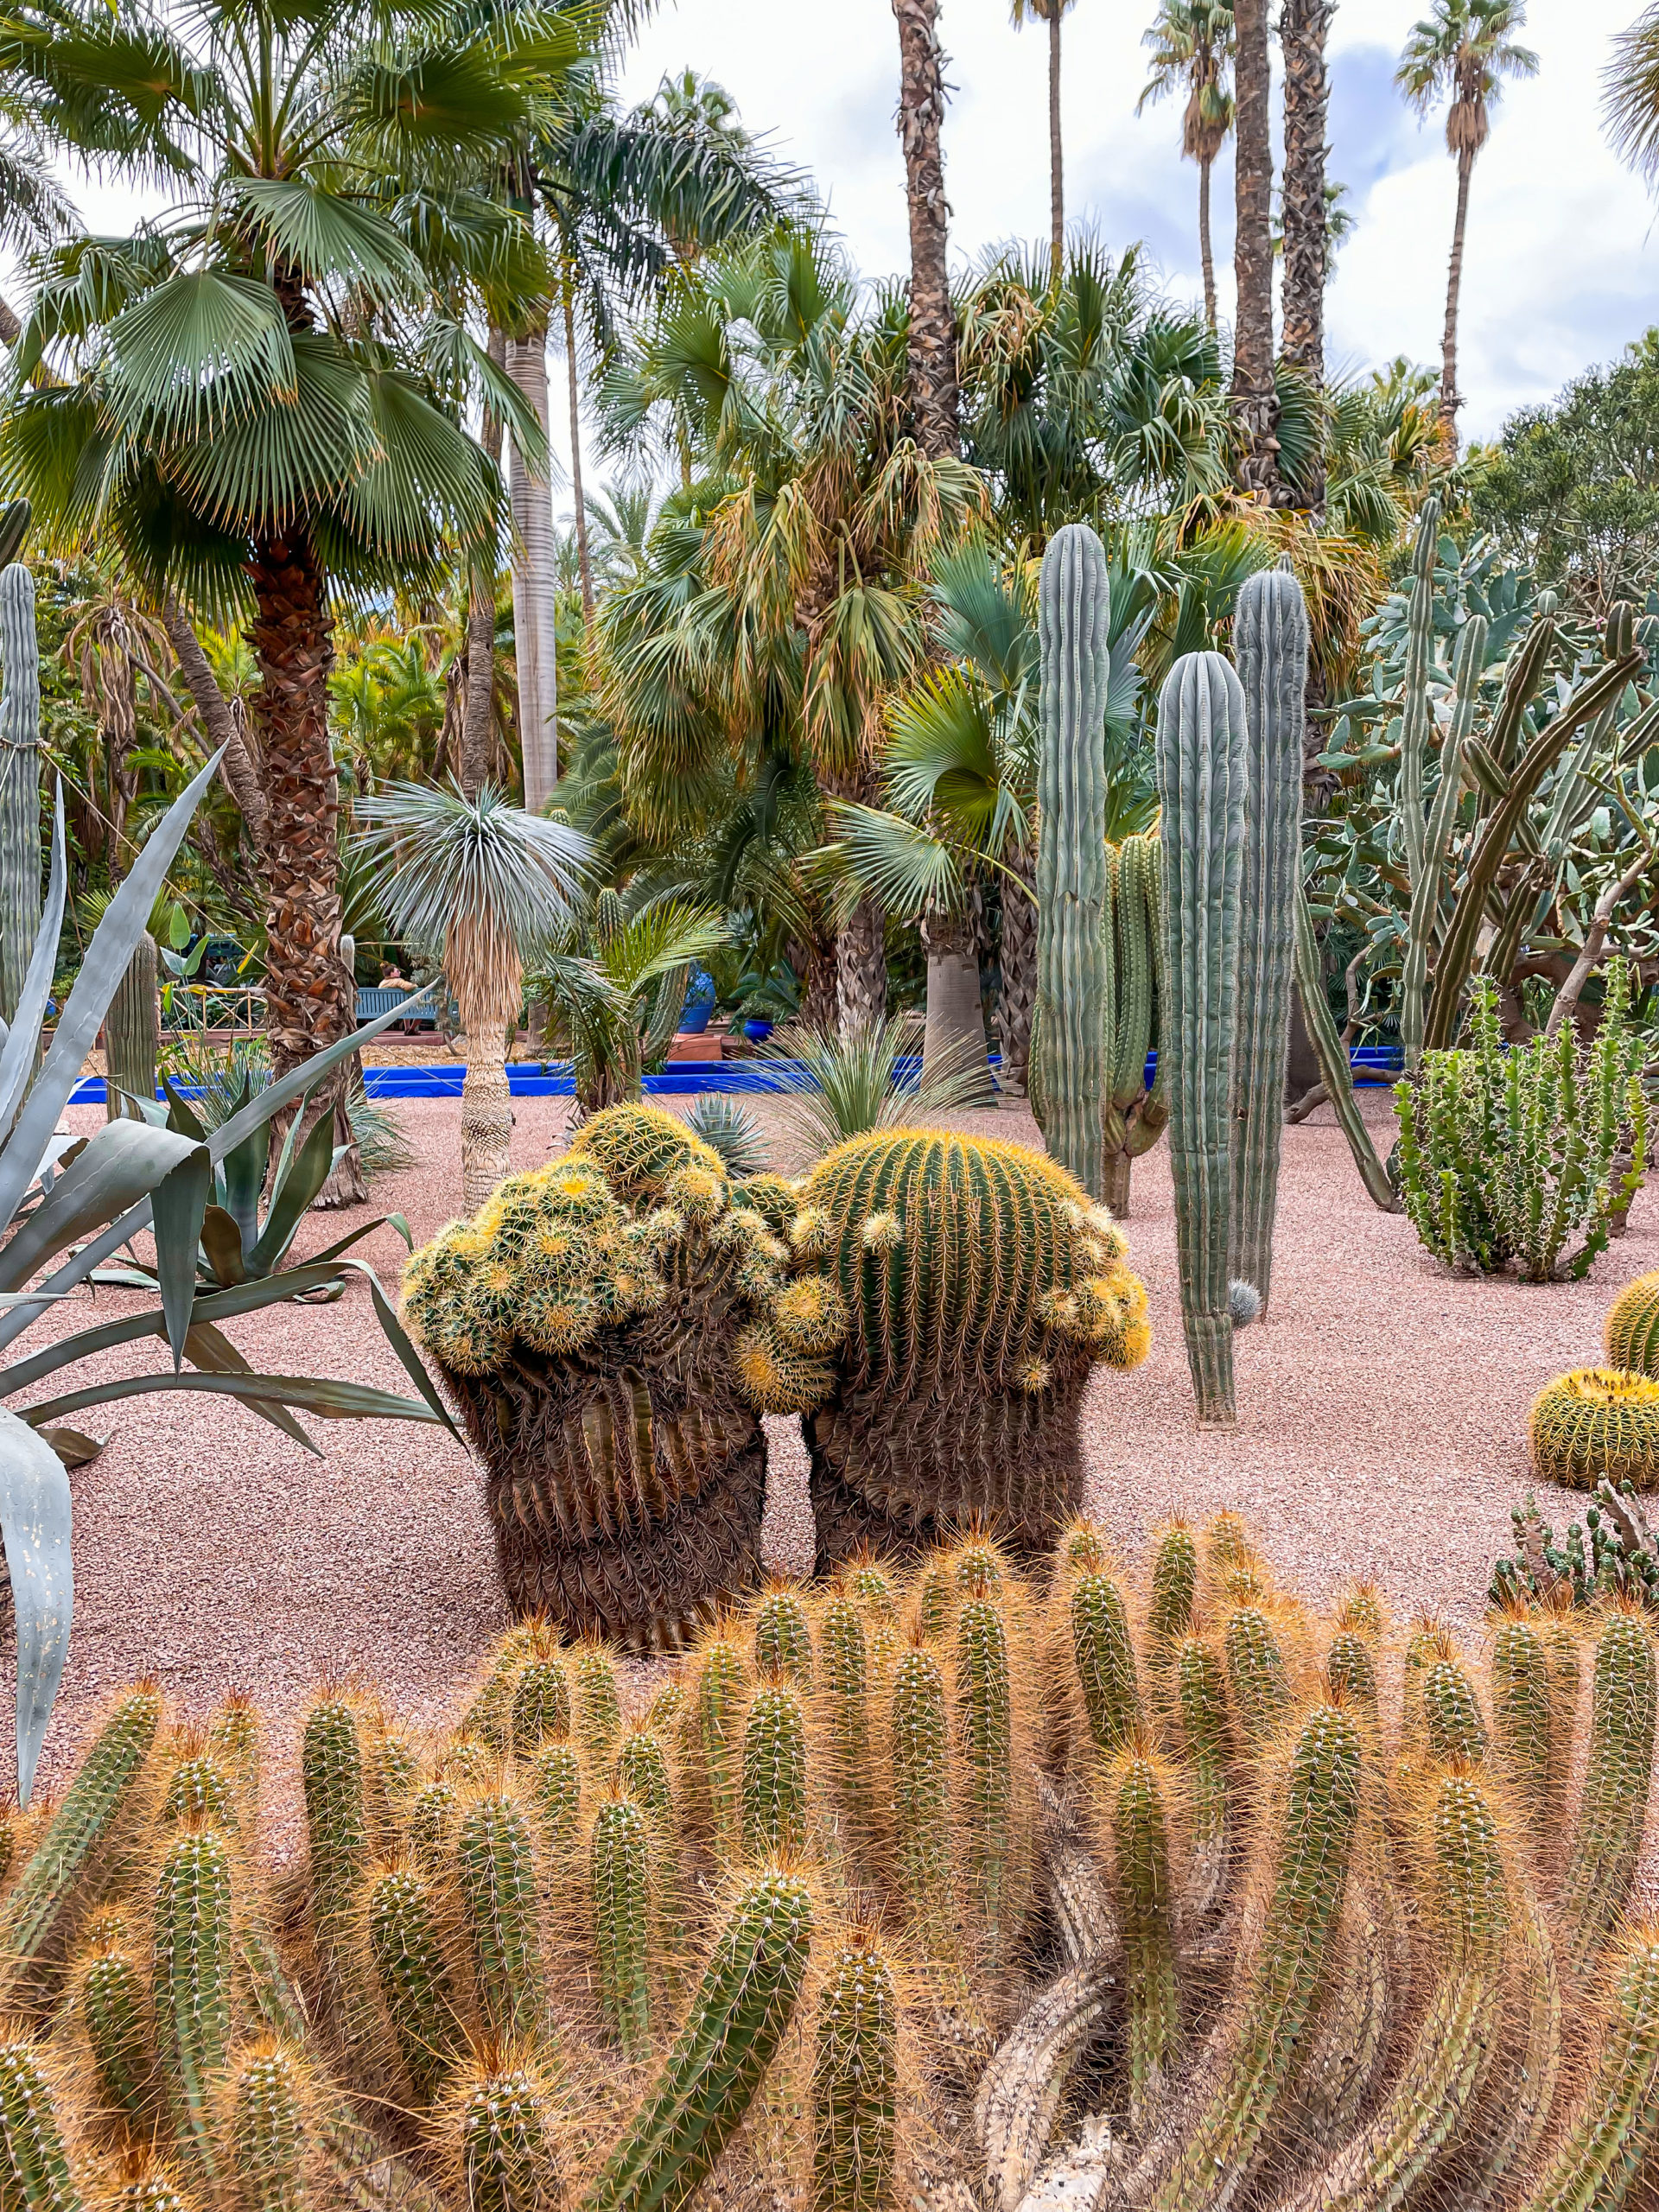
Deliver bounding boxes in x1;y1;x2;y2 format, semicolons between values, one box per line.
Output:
355;780;591;1211
0;757;454;1802
754;1015;994;1156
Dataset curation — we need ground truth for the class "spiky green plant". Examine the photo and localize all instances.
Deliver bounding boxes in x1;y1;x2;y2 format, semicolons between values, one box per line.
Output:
740;1685;809;1859
366;1869;463;2103
229;2044;310;2212
0;2039;79;2212
811;1934;899;2212
1070;1574;1141;1754
151;1826;234;2176
456;1795;544;2047
591;1796;652;2060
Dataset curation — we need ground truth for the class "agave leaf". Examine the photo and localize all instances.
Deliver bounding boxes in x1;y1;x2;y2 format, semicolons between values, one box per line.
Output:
0;747;225;1242
152;1143;212;1372
219;1121;266;1250
0;786;66;1149
199;1206;248;1287
20;1370;446;1427
304;1213;412;1268
246;1103;335;1276
159;1074;208;1143
36;1427;103;1468
0;1406;72;1807
340;1259;463;1444
0;1121;204;1294
182;1319;315;1454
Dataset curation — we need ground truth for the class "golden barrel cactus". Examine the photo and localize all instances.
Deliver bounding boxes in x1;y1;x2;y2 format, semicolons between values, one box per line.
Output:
737;1128;1150;1567
402;1105;791;1649
1605;1272;1659;1378
1529;1368;1659;1492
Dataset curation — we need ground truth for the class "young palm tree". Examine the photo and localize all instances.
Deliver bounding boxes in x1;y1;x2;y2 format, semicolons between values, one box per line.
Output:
1230;0;1279;496
1139;0;1236;333
1009;0;1078;280
892;0;960;455
0;0;573;1198
356;783;589;1209
1396;0;1538;442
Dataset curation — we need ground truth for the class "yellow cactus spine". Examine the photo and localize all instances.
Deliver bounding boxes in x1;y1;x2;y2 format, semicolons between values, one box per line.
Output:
811;1932;899;2212
1529;1368;1659;1491
1071;1573;1141;1755
591;1796;652;2060
1605;1271;1659;1376
1111;1749;1181;2133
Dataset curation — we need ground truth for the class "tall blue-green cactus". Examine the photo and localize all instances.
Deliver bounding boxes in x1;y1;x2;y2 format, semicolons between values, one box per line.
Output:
1230;561;1306;1316
1157;652;1249;1425
1035;524;1111;1201
0;563;41;1027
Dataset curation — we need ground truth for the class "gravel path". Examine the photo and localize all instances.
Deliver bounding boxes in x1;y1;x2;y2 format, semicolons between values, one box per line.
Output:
16;1084;1655;1809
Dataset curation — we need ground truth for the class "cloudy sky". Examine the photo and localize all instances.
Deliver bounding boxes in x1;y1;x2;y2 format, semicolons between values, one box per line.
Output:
608;0;1654;453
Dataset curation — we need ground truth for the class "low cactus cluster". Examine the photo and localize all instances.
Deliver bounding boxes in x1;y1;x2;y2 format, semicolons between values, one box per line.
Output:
10;1518;1659;2212
1526;1268;1659;1496
402;1107;1151;1637
1491;1481;1659;1610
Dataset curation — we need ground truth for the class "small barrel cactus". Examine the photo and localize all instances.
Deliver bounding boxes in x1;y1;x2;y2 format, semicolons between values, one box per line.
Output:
1606;1272;1659;1377
1529;1369;1659;1491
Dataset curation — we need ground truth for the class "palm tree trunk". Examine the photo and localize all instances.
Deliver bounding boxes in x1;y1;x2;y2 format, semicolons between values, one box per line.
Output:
248;519;365;1206
1047;6;1065;281
505;323;561;811
999;843;1037;1094
1281;0;1332;510
922;898;992;1101
0;296;17;348
892;0;959;458
1198;156;1217;331
462;331;506;800
562;268;595;625
454;922;519;1212
1441;146;1475;448
1230;0;1279;499
836;898;888;1036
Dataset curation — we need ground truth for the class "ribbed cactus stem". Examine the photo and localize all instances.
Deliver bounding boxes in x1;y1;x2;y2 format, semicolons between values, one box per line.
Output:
407;1780;460;1873
695;1641;748;1861
455;1795;545;2045
0;2040;79;2212
1222;1607;1290;1746
1516;1923;1659;2210
741;1685;808;1859
163;1754;238;1832
1143;1705;1363;2211
0;563;41;1028
1323;1630;1377;1713
1070;1574;1141;1755
888;1643;952;1956
529;1745;582;1859
956;1599;1016;1959
811;1934;899;2212
151;1826;234;2177
1157;652;1249;1426
1113;1752;1180;2133
365;1869;462;2104
459;2069;558;2212
1174;1638;1230;1910
230;2044;310;2212
591;1796;652;2061
510;1661;570;1756
1146;1526;1198;1649
76;1944;150;2126
1421;1658;1489;1765
206;1697;261;1808
367;1732;420;1859
617;1732;674;1835
1491;1617;1553;1848
104;935;158;1122
1034;522;1111;1198
819;1599;873;1854
1230;562;1306;1315
573;1647;623;1767
0;1687;161;1974
579;1870;814;2212
301;1701;367;1960
753;1592;813;1686
1560;1609;1656;1980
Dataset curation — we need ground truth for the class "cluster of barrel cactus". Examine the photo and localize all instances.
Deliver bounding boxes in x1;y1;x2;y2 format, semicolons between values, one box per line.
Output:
1526;1268;1659;1494
402;1105;1151;1641
9;1513;1659;2212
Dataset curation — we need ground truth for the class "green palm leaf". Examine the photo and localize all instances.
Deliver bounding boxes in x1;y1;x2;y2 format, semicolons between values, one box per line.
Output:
224;178;423;300
102;270;296;443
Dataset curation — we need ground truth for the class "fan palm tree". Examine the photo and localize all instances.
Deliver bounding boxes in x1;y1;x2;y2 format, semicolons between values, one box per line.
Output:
892;0;959;455
355;782;589;1209
1605;0;1659;184
1396;0;1538;442
1138;0;1235;332
1009;0;1078;281
0;132;76;344
1230;0;1278;495
0;0;574;1198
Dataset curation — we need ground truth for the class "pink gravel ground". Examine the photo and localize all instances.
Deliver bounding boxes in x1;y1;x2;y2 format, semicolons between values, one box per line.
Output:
16;1084;1656;1814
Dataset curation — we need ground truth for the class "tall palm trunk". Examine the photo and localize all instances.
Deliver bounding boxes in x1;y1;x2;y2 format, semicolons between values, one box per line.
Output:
562;268;595;625
999;844;1037;1094
248;520;364;1205
506;324;561;811
836;898;888;1036
921;897;992;1100
1047;6;1065;280
462;332;506;800
1198;156;1217;330
1281;0;1332;509
892;0;959;460
1230;0;1279;499
450;910;520;1211
1441;145;1475;446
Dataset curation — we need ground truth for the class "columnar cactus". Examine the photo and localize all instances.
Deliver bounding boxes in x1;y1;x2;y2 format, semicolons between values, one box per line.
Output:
151;1826;235;2176
455;1794;545;2046
366;1868;463;2103
1069;1574;1140;1755
230;2044;312;2212
590;1796;652;2059
1156;652;1250;1426
0;2040;79;2212
811;1934;899;2212
1230;562;1306;1318
0;563;41;1028
1034;523;1111;1201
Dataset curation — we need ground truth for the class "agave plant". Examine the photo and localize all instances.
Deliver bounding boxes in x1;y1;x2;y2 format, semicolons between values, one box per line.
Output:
0;755;455;1803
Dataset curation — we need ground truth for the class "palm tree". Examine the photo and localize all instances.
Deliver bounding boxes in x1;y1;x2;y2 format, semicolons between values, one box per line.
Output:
1605;0;1659;181
893;0;960;455
1230;0;1279;495
1279;0;1333;396
0;0;575;1199
1138;0;1236;332
0;134;76;344
1396;0;1538;442
1009;0;1077;281
356;782;588;1209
